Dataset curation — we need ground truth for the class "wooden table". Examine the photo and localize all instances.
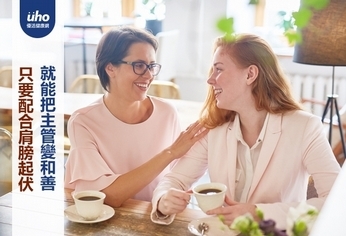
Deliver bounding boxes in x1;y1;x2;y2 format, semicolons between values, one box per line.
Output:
0;89;206;235
0;189;206;235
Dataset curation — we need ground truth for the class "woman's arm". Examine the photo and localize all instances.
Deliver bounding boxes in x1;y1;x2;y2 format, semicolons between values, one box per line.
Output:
102;121;208;207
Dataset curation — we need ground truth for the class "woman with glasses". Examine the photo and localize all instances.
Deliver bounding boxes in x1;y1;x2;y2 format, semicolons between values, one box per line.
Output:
151;33;340;230
64;26;208;207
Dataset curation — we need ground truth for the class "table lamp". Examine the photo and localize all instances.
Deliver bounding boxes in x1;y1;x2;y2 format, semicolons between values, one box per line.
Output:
293;0;346;158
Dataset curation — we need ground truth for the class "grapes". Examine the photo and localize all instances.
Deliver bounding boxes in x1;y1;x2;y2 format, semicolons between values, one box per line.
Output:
259;219;288;236
259;219;276;234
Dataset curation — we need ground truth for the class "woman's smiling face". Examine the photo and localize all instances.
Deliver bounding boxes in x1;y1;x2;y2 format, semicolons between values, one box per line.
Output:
207;47;250;110
108;42;157;101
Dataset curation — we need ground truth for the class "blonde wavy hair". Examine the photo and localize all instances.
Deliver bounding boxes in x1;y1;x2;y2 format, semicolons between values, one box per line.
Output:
200;33;302;129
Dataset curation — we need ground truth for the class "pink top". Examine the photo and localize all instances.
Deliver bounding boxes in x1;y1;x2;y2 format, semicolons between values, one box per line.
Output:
64;96;181;201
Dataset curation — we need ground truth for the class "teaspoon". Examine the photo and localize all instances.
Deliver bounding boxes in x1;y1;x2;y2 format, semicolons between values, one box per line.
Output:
198;222;209;236
64;210;87;221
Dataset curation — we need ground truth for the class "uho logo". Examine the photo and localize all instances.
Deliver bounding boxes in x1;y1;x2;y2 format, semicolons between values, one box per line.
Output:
20;0;56;38
27;10;50;22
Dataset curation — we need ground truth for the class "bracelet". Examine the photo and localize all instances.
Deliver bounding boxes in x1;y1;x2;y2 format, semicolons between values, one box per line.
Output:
165;149;173;156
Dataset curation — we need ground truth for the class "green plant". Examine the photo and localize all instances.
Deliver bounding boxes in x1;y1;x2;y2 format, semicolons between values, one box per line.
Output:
226;203;319;236
277;11;295;32
216;0;330;45
216;17;235;41
286;0;330;44
249;0;259;5
84;1;93;16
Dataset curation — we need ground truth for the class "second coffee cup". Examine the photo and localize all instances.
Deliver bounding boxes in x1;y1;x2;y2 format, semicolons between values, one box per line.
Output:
192;182;227;213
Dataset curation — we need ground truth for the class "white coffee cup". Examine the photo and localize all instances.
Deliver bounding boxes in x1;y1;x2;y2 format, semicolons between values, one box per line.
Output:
192;182;227;213
73;190;106;221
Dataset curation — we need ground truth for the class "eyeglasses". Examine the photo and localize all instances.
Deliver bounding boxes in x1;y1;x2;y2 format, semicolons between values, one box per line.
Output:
118;60;162;76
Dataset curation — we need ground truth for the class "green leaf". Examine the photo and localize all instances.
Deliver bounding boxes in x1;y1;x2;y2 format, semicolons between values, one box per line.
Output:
249;229;265;236
284;30;302;44
248;0;259;5
293;221;308;236
283;19;294;31
216;17;236;42
292;8;312;28
250;221;259;230
216;17;235;35
218;214;225;223
256;208;264;221
223;33;236;42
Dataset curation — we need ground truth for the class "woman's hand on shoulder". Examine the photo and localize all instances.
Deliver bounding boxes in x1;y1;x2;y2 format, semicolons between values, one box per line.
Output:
167;121;209;159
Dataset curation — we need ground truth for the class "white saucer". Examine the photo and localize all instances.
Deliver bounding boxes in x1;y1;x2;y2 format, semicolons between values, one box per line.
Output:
64;204;115;224
188;216;237;236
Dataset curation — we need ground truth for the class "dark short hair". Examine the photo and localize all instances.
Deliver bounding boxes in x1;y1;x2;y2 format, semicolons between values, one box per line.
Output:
96;26;158;91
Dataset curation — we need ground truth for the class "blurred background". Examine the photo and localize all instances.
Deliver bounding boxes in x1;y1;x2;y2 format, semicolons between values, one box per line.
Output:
0;0;345;106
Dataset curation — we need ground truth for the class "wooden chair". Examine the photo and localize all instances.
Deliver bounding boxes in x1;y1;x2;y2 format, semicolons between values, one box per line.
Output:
68;74;104;94
0;66;12;88
0;127;12;196
148;80;181;99
307;176;317;199
66;74;104;157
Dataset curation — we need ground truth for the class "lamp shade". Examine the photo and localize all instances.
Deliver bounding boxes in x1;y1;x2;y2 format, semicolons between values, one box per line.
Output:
293;0;346;66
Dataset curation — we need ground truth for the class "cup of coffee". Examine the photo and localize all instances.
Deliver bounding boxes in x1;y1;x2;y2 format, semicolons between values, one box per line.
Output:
73;190;106;221
192;182;227;213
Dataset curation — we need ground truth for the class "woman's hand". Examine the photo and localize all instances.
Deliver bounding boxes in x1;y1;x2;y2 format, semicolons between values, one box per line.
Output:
206;196;258;226
157;188;191;215
167;121;209;159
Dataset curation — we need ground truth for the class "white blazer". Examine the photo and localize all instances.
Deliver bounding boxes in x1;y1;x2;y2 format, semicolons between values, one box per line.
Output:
151;110;341;229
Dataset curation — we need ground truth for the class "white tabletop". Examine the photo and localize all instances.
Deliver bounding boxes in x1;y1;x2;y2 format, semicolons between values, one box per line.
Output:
0;87;12;110
310;164;346;236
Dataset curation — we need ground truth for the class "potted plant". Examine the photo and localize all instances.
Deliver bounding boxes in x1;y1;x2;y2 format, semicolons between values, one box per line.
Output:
141;0;166;35
275;10;296;47
84;1;93;16
277;11;295;32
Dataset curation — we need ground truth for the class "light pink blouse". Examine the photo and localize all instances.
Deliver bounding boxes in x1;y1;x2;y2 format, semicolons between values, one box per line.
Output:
64;96;181;201
151;111;340;229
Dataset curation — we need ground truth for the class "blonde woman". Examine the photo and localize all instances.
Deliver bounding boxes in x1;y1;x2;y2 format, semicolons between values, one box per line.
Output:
151;33;340;229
